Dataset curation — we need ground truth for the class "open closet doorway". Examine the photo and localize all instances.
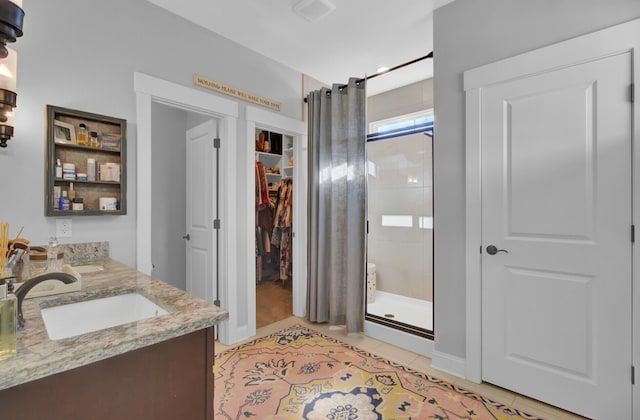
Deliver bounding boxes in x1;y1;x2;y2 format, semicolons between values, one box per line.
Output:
245;106;308;337
255;129;294;328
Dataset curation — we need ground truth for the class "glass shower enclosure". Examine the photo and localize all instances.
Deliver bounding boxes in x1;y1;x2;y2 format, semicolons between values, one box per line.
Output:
365;111;433;338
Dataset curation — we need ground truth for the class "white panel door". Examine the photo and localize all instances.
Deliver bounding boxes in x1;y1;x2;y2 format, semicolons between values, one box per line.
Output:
186;119;218;303
481;53;632;418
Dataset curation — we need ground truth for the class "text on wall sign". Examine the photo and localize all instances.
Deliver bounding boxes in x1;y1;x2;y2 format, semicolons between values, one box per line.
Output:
193;74;281;112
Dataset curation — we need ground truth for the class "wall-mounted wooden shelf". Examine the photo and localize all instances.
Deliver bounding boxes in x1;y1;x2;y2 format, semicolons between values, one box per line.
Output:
45;105;127;216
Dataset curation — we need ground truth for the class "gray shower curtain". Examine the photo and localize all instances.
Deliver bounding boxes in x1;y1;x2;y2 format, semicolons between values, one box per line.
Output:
307;78;366;333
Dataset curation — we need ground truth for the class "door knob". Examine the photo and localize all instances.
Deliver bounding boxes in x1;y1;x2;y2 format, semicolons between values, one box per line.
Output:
183;234;190;240
486;245;508;255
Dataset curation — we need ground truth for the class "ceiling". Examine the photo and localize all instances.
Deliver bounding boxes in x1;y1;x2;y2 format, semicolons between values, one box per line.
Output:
147;0;455;96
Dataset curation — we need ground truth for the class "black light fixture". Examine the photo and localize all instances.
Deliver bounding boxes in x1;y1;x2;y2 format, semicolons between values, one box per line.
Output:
0;0;23;148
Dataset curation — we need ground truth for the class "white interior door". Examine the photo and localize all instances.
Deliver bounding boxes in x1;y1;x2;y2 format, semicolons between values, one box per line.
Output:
481;52;632;418
186;119;218;303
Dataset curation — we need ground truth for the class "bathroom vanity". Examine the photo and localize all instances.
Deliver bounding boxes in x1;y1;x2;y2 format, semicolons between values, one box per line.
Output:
0;258;228;419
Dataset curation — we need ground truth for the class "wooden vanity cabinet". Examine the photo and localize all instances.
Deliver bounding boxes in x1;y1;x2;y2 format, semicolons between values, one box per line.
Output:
0;327;215;420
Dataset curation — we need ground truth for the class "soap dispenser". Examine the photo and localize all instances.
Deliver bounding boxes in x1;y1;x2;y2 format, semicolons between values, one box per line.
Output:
0;277;17;361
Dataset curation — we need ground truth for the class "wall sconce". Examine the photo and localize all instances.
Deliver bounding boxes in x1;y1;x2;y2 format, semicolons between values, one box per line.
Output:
0;0;23;148
0;47;16;147
0;0;23;58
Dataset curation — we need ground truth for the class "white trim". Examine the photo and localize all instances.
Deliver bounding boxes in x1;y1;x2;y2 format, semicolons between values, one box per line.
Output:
134;91;153;275
364;320;433;357
133;72;239;344
247;106;307;135
292;127;309;318
464;20;640;91
464;88;482;383
246;106;308;340
431;350;466;379
630;24;640;420
463;19;640;411
134;73;239;117
217;114;240;344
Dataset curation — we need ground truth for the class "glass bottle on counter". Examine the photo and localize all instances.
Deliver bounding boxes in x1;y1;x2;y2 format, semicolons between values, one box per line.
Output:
77;123;88;146
0;277;17;361
46;237;63;272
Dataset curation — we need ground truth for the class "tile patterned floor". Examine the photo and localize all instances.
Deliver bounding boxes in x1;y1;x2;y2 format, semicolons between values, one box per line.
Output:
216;316;588;420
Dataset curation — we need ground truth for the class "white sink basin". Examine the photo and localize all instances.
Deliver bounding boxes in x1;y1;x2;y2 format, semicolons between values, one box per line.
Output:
41;293;169;340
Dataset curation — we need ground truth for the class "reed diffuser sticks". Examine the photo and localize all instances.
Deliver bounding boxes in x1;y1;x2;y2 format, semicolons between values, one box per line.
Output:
0;222;9;269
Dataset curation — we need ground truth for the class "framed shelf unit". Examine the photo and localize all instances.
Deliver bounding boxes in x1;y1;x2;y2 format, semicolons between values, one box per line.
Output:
45;105;127;216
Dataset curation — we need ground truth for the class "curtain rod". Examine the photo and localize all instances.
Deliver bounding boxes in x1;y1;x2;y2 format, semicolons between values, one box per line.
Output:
359;51;433;84
304;51;433;102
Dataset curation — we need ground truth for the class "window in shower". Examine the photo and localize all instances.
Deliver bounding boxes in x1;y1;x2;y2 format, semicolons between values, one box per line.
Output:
366;109;434;339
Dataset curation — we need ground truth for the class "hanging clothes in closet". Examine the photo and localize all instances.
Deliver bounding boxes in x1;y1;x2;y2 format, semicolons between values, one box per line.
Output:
256;161;272;282
271;178;293;282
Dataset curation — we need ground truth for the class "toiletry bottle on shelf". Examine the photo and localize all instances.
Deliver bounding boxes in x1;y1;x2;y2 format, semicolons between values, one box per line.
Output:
68;183;76;202
72;197;83;211
77;123;88;146
53;186;61;210
87;158;96;181
90;131;99;148
55;158;62;179
59;190;70;211
0;278;17;361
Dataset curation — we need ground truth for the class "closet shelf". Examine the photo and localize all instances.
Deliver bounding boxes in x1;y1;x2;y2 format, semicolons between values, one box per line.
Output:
256;151;282;158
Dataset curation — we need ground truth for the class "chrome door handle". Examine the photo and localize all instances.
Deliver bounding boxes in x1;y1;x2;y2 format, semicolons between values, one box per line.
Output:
183;234;190;240
486;245;508;255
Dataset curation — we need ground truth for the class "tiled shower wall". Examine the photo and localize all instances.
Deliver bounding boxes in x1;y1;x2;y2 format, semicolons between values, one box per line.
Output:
367;133;433;302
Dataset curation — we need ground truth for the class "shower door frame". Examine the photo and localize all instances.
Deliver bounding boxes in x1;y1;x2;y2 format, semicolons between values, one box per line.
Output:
365;111;435;340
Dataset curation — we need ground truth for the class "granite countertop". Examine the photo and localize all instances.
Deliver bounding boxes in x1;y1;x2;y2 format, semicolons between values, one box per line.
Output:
0;258;228;391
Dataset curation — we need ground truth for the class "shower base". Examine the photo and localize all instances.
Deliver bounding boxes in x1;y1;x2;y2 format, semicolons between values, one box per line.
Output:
366;291;433;331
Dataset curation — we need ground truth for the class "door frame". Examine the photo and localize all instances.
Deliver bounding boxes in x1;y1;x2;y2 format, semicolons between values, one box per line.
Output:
134;73;239;344
464;17;640;407
245;106;308;339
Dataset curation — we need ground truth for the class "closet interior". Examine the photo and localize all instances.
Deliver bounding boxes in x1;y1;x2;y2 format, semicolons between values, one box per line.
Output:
255;128;294;326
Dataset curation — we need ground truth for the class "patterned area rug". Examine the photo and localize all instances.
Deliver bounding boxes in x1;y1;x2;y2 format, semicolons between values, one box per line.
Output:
214;325;542;419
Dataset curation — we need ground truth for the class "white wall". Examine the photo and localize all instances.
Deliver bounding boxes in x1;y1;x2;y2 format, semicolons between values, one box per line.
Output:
368;78;433;123
150;103;187;289
433;0;640;358
0;0;302;266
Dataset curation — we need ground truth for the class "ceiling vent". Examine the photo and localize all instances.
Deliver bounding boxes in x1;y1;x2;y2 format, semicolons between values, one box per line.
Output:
293;0;336;22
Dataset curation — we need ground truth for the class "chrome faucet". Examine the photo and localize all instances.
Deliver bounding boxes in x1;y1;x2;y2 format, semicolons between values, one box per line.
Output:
13;272;78;329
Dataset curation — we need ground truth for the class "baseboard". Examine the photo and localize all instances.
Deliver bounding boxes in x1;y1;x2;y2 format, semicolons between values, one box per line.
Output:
431;350;466;379
364;320;433;357
218;321;252;346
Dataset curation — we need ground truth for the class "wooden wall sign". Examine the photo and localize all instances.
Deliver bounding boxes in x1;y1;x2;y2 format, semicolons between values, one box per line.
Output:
193;74;281;112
